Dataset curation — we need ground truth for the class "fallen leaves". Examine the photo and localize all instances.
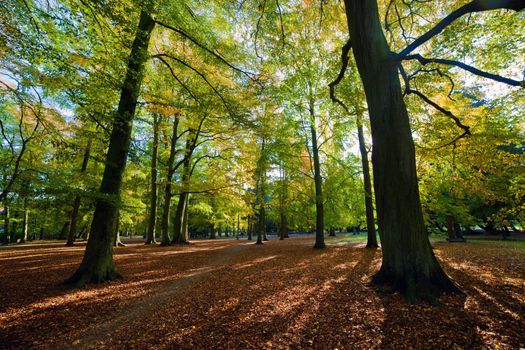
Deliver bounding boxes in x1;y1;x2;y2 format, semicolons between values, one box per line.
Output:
0;237;524;349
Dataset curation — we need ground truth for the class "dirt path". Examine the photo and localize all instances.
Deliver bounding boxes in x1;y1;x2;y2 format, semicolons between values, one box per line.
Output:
54;242;250;349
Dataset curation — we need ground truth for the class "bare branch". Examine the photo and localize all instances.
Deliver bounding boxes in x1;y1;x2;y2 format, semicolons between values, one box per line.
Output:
398;0;525;58
328;38;353;114
152;54;234;116
153;19;259;83
152;55;199;101
403;54;524;87
407;88;471;135
275;0;285;48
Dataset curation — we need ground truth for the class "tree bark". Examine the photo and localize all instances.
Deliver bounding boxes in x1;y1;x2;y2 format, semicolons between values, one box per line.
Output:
308;86;325;249
247;216;253;240
65;10;155;286
66;138;92;246
181;195;189;240
255;140;267;245
172;137;192;244
20;199;28;243
160;114;180;246
343;0;458;301
145;114;160;244
356;110;378;248
3;204;9;244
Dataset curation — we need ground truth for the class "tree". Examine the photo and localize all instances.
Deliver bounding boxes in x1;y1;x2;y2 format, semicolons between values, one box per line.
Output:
145;113;160;245
66;8;155;285
340;0;524;301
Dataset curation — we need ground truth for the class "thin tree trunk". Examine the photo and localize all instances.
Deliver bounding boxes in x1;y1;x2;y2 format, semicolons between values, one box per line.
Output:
146;114;160;244
446;215;456;240
356;110;378;248
3;204;9;244
59;219;70;240
172;137;192;244
19;199;29;243
114;211;125;247
65;10;155;286
279;162;288;240
66;138;92;246
247;216;253;240
343;0;458;301
181;195;189;241
160;114;180;246
11;220;17;243
255;140;266;245
309;86;325;249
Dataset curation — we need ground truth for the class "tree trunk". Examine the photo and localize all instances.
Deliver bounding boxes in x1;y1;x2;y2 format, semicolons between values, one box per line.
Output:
66;138;92;246
247;216;253;240
146;114;160;244
280;211;287;240
309;88;325;249
343;0;458;301
3;204;9;244
113;211;125;247
279;162;288;240
182;195;189;241
172;137;192;244
256;203;265;245
255;140;267;245
65;10;155;286
11;220;17;243
19;199;28;244
160;114;180;246
446;215;456;240
356;110;378;248
59;219;70;241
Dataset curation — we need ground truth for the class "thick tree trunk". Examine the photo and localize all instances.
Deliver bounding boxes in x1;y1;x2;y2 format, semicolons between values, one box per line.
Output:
160;115;180;246
309;90;325;249
146;114;160;244
65;10;155;286
66;138;92;246
343;0;458;301
356;110;378;248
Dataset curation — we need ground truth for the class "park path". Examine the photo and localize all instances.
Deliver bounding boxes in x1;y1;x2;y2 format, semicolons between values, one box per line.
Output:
53;241;251;350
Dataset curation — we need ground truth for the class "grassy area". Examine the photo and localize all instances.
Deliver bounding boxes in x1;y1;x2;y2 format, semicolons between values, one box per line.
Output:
326;232;525;249
466;239;525;249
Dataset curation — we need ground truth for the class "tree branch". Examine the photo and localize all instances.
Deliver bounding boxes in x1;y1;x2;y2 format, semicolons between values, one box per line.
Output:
403;54;524;87
407;88;471;135
153;19;259;83
398;0;525;58
328;38;353;114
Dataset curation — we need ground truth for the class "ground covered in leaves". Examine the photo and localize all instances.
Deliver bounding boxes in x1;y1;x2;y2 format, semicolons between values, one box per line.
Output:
1;235;524;349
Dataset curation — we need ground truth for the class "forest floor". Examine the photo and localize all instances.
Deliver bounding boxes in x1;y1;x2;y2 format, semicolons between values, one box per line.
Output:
0;234;524;350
